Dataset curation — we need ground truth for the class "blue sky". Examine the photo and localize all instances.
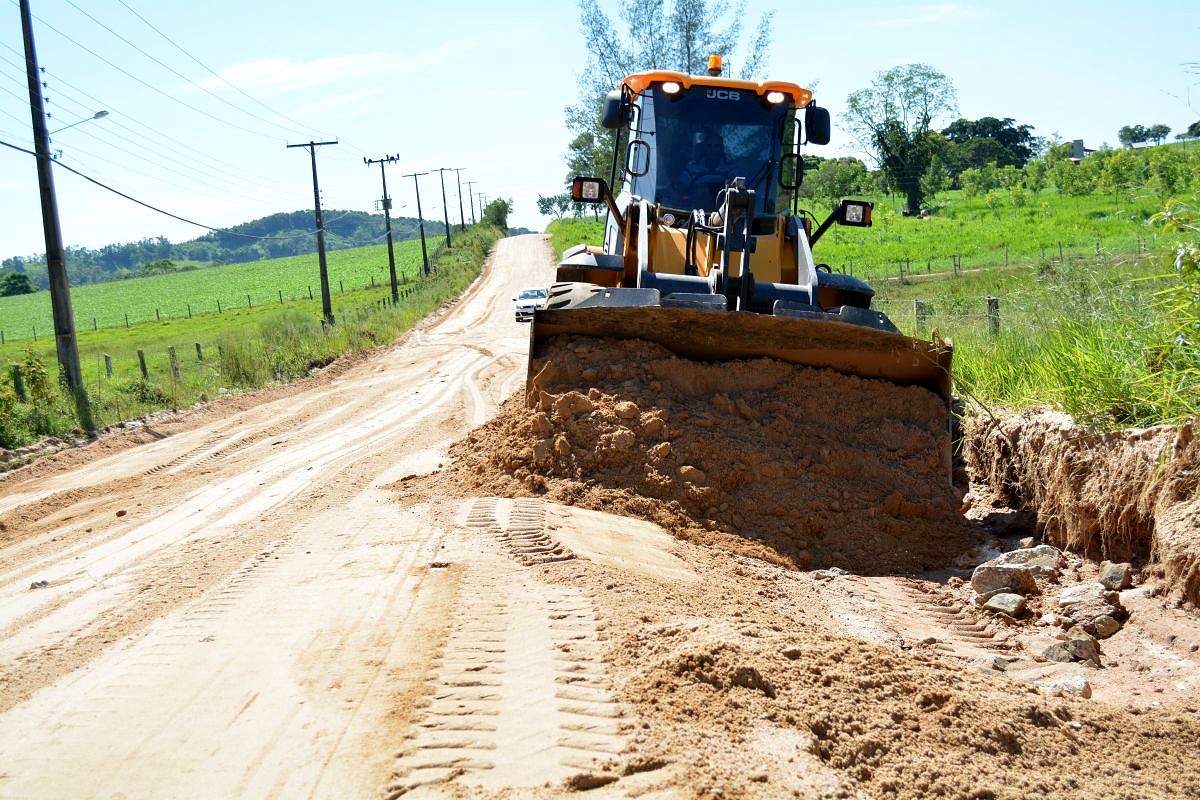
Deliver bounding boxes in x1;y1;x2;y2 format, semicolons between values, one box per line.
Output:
1;0;1197;259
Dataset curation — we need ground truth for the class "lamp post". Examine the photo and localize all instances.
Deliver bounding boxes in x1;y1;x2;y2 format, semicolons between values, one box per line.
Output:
49;110;108;136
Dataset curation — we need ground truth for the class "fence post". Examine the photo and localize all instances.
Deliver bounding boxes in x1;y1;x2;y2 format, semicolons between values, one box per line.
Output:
279;290;284;304
104;353;113;378
339;279;344;293
986;296;1000;336
247;294;252;308
11;365;26;402
32;324;36;341
195;342;203;362
1004;243;1009;267
168;347;180;381
0;330;4;344
914;300;930;335
125;312;130;328
308;286;313;300
137;350;149;379
187;303;192;319
93;317;97;331
217;299;222;313
1058;241;1064;262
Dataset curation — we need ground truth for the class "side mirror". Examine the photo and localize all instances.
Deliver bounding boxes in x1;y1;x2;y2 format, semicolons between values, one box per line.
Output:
600;90;626;129
805;105;831;146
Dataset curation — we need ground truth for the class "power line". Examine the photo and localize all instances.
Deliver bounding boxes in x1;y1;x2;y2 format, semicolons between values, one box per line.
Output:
113;0;326;139
60;0;318;140
0;135;319;241
24;7;292;143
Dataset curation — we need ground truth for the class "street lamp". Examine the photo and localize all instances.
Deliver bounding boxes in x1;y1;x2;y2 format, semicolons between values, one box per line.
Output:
49;110;108;135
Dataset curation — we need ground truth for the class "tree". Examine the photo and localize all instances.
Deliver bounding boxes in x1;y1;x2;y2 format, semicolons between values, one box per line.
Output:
1145;124;1171;145
537;192;573;219
0;271;36;296
1178;120;1200;140
483;198;512;230
567;0;774;180
843;64;958;215
940;116;1040;177
1118;124;1149;147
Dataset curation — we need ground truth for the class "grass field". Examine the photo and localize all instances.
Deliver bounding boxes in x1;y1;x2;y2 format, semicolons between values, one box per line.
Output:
0;239;430;343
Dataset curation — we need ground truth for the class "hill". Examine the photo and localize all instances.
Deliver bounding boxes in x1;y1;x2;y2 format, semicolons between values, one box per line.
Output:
1;209;434;289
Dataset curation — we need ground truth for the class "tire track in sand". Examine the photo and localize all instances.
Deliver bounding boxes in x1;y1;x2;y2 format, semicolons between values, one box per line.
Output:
386;498;627;797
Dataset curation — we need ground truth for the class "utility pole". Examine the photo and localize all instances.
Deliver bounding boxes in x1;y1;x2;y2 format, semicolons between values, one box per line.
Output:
364;154;401;303
433;168;454;249
403;171;430;275
464;180;477;225
288;139;338;325
452;168;467;231
20;0;92;431
478;194;489;221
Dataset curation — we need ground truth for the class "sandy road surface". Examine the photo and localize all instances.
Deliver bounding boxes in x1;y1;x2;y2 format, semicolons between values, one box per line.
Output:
0;235;568;798
3;235;1200;800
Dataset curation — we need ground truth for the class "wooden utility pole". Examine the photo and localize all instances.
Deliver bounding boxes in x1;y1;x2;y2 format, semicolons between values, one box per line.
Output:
288;139;338;324
464;180;477;225
452;168;466;231
365;154;401;303
434;167;454;249
20;0;92;430
403;171;431;275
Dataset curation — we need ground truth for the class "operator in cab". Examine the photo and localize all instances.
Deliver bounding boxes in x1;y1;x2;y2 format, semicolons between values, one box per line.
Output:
678;131;733;210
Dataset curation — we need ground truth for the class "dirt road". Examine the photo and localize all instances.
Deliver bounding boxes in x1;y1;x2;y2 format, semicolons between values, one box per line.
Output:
2;235;1199;799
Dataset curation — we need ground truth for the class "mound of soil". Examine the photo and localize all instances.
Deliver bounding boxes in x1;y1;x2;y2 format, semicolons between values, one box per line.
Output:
966;410;1200;604
438;335;969;573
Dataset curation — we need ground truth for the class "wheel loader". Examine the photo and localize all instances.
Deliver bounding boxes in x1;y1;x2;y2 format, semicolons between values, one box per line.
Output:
531;56;952;431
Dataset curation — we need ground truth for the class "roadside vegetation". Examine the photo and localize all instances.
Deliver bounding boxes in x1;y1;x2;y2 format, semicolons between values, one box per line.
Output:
0;224;504;450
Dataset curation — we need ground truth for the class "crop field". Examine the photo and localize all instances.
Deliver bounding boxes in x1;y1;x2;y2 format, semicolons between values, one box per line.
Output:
0;239;430;344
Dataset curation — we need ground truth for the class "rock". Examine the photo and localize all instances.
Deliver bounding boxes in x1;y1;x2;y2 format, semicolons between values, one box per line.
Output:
552;392;593;420
1058;582;1126;630
1043;643;1075;663
1098;560;1133;591
679;465;706;483
614;401;640;420
1092;615;1121;639
29;580;49;590
993;545;1062;577
1018;536;1036;548
991;656;1009;672
1065;636;1101;664
1042;676;1093;699
971;563;1039;597
984;593;1027;617
529;412;553;437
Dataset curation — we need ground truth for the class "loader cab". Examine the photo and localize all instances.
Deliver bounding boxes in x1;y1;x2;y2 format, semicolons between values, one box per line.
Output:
613;78;799;216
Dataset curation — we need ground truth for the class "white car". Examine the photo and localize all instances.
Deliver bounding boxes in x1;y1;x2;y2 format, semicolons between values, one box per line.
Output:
513;287;548;322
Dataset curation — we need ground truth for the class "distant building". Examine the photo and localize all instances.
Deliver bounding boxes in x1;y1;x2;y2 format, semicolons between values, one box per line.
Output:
1068;139;1095;162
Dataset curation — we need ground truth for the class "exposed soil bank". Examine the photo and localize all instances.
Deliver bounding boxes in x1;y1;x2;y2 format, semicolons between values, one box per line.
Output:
965;409;1200;604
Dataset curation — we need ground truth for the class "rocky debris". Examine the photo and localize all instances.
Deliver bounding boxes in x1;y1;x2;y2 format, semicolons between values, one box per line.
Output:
1040;675;1093;699
1092;614;1121;639
1058;582;1128;636
1098;560;1133;591
983;592;1027;617
971;563;1039;597
992;544;1062;577
28;580;49;590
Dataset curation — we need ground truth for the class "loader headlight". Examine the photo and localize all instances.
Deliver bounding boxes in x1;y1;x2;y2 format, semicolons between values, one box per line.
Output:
571;176;607;203
662;81;682;95
766;90;786;104
838;199;873;227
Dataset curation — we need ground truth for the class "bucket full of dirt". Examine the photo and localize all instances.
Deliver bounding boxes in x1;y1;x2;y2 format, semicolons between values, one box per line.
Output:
443;335;970;573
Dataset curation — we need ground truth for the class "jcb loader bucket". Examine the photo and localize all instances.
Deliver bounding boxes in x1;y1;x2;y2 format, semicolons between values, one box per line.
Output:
527;306;952;405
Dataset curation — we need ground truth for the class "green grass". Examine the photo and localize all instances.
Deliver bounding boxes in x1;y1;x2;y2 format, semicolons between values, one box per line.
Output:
0;240;429;343
547;218;605;259
0;226;502;450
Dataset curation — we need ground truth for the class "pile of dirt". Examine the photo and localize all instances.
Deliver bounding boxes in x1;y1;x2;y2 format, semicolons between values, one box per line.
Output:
966;410;1200;604
437;335;969;573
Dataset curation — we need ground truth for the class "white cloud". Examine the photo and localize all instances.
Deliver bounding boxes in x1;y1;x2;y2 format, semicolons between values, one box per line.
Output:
868;4;981;29
189;42;469;98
